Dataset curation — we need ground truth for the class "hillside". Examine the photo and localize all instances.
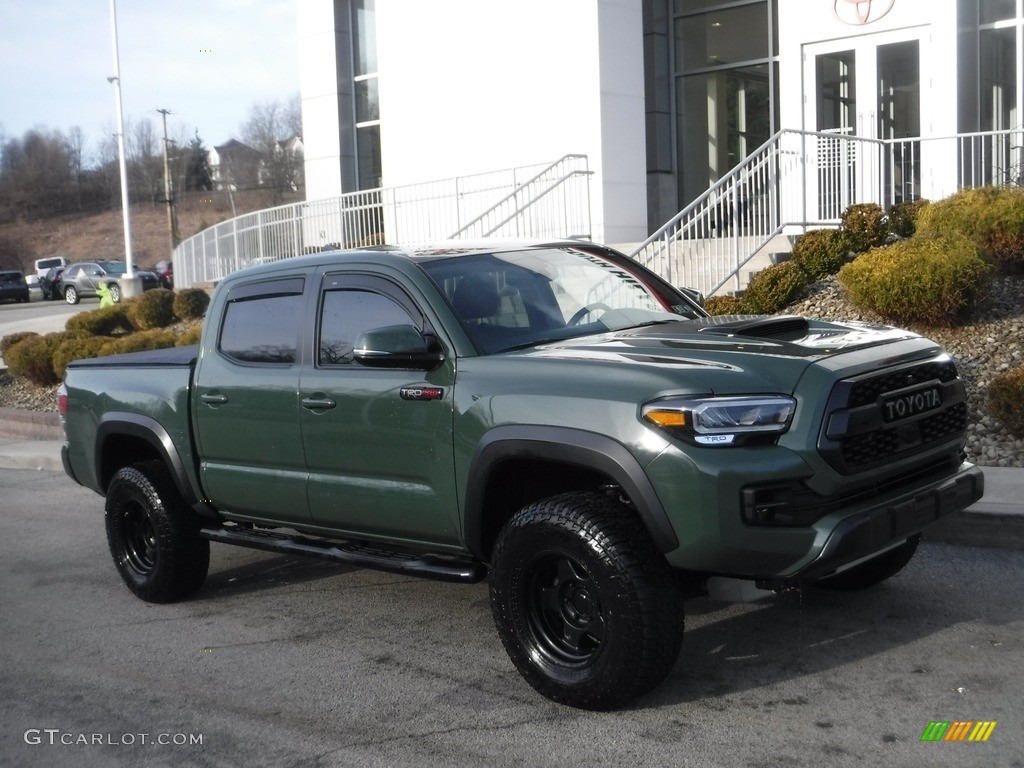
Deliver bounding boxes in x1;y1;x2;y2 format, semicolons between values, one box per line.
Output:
0;188;304;273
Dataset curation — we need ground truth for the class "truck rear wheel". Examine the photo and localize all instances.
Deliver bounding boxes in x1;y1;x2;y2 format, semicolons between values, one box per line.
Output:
105;461;209;603
489;492;684;710
814;535;920;591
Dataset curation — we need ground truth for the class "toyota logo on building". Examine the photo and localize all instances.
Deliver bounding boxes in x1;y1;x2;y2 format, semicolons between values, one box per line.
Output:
834;0;895;25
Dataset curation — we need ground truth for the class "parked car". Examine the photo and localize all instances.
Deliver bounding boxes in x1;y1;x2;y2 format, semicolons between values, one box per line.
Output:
0;270;30;303
61;261;160;304
153;260;173;289
34;256;69;278
39;266;65;301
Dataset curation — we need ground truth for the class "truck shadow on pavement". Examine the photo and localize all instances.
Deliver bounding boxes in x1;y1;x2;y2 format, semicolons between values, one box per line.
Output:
201;552;360;598
643;542;1024;709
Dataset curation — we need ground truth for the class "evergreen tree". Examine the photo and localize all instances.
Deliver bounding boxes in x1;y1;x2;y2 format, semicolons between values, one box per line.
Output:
185;132;213;192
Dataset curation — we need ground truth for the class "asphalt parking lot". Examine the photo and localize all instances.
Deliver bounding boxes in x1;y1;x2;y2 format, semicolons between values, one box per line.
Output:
1;468;1021;768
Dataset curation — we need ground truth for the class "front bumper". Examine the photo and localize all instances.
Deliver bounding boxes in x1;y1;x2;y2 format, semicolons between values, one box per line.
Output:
761;463;984;587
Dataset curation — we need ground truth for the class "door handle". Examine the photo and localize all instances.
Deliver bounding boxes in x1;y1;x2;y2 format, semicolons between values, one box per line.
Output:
200;392;228;405
301;396;337;411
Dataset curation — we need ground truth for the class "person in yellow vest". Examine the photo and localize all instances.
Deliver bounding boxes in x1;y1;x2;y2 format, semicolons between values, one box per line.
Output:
97;282;115;308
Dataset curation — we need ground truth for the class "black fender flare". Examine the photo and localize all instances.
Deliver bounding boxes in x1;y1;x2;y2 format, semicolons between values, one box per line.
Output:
95;413;198;506
463;425;679;558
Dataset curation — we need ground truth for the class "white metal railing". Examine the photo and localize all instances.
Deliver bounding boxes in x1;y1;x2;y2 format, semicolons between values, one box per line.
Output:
174;155;592;288
630;127;1024;297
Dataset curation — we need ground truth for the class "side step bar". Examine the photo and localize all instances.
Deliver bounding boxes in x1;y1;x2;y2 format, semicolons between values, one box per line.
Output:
200;525;487;584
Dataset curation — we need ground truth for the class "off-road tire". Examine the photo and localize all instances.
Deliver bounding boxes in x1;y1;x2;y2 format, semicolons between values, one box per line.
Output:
814;535;920;591
64;285;79;305
490;492;685;710
105;460;209;603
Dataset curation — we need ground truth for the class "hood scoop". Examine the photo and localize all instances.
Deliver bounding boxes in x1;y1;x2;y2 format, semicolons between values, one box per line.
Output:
696;315;810;342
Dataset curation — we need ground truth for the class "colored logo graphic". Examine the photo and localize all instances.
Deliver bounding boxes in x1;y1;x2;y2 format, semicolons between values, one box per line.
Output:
920;721;997;742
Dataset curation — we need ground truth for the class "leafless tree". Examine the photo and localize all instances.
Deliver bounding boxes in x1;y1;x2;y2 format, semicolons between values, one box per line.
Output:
240;94;304;204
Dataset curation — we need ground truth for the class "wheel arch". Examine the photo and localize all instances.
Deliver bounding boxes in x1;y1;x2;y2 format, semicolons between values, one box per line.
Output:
464;425;679;561
95;413;199;508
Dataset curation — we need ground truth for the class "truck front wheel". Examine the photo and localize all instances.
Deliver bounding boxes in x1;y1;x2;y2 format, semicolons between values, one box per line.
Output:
489;492;685;710
105;461;209;603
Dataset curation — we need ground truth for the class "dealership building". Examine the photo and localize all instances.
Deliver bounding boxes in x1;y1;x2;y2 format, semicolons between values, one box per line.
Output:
295;0;1022;250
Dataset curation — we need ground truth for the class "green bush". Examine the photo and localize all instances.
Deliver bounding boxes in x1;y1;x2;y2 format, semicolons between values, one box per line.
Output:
916;186;1024;272
838;233;991;326
5;333;64;386
173;288;211;320
52;336;109;379
841;203;888;252
101;329;178;356
703;295;747;316
175;324;204;346
66;304;134;338
887;199;929;239
987;366;1024;435
790;228;852;280
742;261;810;314
127;288;176;330
1;331;39;358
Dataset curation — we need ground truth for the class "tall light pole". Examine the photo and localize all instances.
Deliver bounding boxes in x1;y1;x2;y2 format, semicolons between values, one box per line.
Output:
108;0;142;298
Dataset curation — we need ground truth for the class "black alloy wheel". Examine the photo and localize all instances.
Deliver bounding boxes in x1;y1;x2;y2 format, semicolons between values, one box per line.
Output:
490;492;685;710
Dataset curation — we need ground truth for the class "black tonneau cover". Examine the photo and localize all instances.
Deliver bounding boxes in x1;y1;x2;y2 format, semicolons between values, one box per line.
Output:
67;344;198;368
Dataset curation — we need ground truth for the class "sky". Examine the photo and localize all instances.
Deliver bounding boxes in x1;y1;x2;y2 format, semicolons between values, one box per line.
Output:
0;0;300;157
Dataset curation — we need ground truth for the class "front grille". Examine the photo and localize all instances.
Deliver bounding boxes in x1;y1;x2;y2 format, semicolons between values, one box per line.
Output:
847;361;958;407
820;357;967;475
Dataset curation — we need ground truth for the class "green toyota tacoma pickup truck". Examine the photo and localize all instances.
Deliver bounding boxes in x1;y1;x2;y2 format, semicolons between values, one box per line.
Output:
60;241;984;709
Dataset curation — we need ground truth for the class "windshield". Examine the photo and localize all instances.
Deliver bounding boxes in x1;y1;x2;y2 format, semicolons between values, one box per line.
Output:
422;247;701;353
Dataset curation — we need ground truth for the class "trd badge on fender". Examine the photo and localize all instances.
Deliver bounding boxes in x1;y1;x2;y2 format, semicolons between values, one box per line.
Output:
400;386;445;401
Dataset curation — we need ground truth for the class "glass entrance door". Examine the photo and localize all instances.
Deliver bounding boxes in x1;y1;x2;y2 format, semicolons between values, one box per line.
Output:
804;30;922;217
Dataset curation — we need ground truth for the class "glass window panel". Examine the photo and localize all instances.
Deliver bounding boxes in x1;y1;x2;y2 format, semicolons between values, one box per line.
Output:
676;64;772;204
220;294;301;364
980;0;1015;24
676;4;768;70
816;50;857;133
980;26;1017;131
355;77;379;123
319;290;414;365
356;124;382;190
352;0;377;76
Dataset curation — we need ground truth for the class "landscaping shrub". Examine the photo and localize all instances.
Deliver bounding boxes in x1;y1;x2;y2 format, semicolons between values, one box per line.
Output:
838;233;991;326
127;288;176;330
703;295;747;316
841;203;888;252
741;261;810;314
65;304;134;338
5;332;64;386
1;331;39;358
173;288;211;320
886;199;929;239
790;228;852;280
987;366;1024;436
52;336;109;379
916;186;1024;273
175;324;204;346
100;328;178;356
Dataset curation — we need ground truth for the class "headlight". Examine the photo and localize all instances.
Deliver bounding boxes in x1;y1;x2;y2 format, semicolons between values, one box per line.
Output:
642;395;795;446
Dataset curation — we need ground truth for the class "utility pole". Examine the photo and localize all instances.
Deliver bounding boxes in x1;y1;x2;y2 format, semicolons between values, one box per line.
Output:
157;108;180;253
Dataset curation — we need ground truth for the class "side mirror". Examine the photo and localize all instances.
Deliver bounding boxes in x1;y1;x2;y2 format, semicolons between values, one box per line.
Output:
353;324;446;370
679;286;705;307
